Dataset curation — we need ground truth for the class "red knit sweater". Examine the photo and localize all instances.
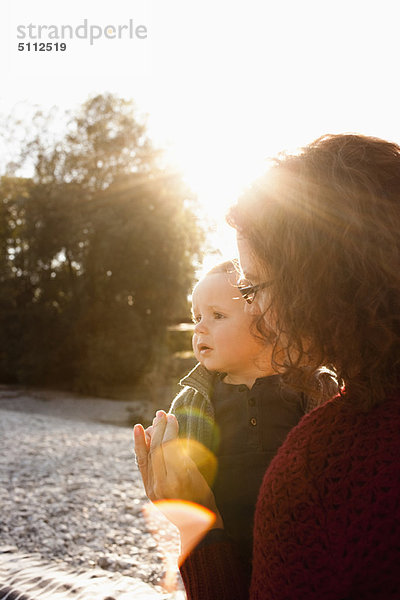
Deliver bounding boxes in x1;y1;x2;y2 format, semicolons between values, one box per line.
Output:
180;393;400;599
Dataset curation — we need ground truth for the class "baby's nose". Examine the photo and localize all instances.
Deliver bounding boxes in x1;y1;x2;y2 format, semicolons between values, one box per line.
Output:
194;319;207;333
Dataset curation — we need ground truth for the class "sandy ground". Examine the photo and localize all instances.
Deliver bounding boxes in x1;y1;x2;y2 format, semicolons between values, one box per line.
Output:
0;383;151;427
0;384;186;599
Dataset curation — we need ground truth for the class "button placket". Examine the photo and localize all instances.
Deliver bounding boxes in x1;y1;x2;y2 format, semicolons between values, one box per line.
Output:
247;394;260;447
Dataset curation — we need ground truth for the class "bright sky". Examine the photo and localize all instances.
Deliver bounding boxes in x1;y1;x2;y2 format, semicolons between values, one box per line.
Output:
2;0;400;267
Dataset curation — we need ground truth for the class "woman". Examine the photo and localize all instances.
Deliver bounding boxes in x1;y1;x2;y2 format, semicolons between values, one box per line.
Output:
134;134;400;599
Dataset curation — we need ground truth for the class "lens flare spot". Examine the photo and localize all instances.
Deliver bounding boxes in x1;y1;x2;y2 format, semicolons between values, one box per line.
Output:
143;499;216;590
181;438;218;487
153;500;216;563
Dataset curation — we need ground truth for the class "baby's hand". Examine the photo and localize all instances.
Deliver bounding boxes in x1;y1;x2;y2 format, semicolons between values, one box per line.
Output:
137;410;171;454
143;424;153;448
142;407;170;448
134;410;178;499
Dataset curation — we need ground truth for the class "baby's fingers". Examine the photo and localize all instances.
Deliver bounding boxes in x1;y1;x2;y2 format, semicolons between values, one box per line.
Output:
150;411;168;448
144;425;153;447
149;411;168;479
163;414;179;443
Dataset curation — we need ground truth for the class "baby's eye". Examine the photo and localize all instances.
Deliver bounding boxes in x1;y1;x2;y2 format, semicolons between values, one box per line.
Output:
192;314;201;324
213;312;225;320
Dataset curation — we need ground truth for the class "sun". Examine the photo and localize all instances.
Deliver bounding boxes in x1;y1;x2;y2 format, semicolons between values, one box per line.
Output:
154;118;278;264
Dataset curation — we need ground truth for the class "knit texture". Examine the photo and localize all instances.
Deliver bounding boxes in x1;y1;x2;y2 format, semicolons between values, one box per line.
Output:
180;393;400;599
169;363;218;453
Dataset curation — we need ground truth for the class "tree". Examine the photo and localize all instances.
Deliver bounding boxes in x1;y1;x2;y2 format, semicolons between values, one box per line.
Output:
0;94;204;392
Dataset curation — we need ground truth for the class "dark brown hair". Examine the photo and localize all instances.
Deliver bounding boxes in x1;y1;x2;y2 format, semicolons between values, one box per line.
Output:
228;134;400;408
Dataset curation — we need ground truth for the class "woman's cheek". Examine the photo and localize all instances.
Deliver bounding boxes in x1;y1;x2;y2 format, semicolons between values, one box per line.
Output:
245;300;262;316
247;298;278;336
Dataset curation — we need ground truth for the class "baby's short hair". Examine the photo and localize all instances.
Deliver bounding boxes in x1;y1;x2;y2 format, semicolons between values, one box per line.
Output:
205;259;239;277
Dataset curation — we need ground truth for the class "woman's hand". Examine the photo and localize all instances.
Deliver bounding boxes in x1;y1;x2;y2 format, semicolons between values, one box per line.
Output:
134;411;223;557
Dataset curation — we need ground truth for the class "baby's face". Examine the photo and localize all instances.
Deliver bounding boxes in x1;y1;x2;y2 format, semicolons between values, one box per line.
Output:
191;272;265;376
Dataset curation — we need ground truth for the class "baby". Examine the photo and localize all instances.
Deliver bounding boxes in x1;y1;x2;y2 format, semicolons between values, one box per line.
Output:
166;260;312;583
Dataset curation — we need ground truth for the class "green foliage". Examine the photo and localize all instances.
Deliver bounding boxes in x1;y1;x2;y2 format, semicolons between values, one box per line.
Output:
0;94;204;393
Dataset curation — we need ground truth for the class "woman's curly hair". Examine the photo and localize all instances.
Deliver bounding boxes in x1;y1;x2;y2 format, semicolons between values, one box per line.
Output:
228;134;400;408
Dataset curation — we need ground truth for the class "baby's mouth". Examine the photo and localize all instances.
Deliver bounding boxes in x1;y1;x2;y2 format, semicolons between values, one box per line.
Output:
198;344;212;352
